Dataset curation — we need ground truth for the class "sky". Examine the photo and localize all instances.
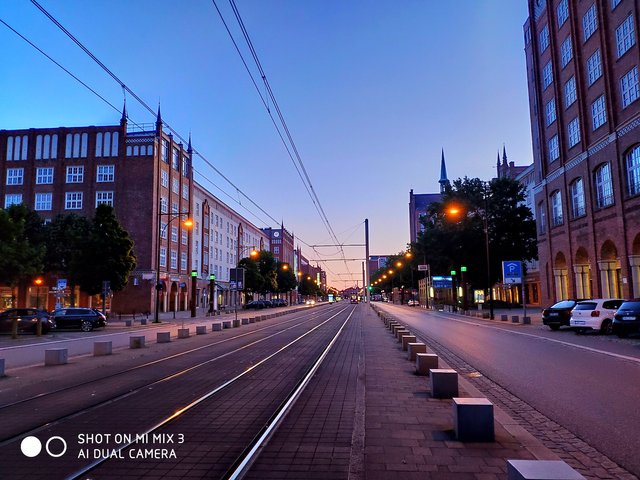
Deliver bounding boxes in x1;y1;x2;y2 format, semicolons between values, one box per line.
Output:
0;0;533;289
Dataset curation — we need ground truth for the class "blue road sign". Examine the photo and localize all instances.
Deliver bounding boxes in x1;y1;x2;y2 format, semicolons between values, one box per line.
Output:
502;261;522;284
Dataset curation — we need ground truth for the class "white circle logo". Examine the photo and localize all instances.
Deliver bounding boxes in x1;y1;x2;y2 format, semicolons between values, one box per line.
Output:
20;436;42;457
46;436;67;458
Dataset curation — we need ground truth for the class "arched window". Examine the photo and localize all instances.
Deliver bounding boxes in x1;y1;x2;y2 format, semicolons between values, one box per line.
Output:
551;190;564;227
570;178;586;218
594;163;614;208
627;145;640;196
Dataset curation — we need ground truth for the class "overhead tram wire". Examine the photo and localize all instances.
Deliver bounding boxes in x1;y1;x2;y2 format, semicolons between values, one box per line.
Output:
24;1;348;279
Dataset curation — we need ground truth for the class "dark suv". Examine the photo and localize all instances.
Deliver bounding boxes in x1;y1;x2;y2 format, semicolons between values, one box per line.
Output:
50;308;107;332
542;300;581;330
0;308;55;334
612;300;640;338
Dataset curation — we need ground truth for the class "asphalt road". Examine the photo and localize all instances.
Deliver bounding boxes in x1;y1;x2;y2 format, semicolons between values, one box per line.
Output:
380;304;640;477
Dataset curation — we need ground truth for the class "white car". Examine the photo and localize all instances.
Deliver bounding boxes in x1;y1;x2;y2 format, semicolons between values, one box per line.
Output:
569;298;625;334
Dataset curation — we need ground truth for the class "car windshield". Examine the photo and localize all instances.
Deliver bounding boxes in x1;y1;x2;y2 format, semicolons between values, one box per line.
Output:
551;300;575;309
574;302;597;310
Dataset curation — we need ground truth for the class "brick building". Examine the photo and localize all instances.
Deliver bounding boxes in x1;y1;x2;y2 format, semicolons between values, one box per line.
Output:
0;107;194;314
524;0;640;305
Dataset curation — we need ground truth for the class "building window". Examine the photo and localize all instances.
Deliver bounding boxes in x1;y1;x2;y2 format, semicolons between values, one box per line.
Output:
160;197;168;214
537;201;546;234
6;135;28;161
181;230;188;245
66;166;84;183
594;163;614;208
95;131;119;157
612;0;622;8
162;140;169;163
161;222;168;240
274;246;280;254
591;96;607;130
171;226;178;243
96;191;114;207
4;194;22;208
65;132;88;158
539;25;550;53
34;192;52;211
568;117;581;147
587;50;602;85
565;76;577;107
545;98;557;126
97;165;115;182
35;134;58;160
181;252;187;271
621;66;640;107
583;4;598;41
172;148;179;171
170;250;178;269
616;15;636;58
524;26;531;45
551;191;563;227
627;146;640;196
171;202;179;214
36;167;54;184
160;247;167;267
548;135;560;162
542;61;553;89
557;0;569;27
570;178;586;218
65;192;83;210
560;36;573;68
161;170;169;188
6;168;24;185
182;183;189;200
182;157;189;176
172;178;179;194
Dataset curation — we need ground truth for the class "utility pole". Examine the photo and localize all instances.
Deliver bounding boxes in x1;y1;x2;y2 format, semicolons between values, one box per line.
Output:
365;218;370;303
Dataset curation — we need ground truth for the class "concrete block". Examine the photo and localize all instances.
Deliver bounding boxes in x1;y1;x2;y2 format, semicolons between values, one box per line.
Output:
512;315;520;323
401;335;417;351
125;319;133;327
157;332;171;343
233;319;241;328
501;314;509;322
196;325;207;335
129;336;145;349
0;358;4;377
223;320;232;329
430;368;458;398
249;317;257;323
396;329;409;341
242;318;250;325
212;323;222;331
45;348;68;365
452;397;495;442
523;316;532;325
93;341;112;356
177;328;190;339
482;311;490;319
416;353;438;375
506;460;586;480
407;343;427;361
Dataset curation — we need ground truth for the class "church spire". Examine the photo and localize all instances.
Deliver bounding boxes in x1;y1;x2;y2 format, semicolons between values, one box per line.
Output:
187;132;192;154
502;144;508;166
438;148;449;193
155;103;162;133
120;99;127;127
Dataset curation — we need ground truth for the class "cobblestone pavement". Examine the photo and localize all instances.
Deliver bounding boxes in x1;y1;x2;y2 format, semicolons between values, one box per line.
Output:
379;307;638;480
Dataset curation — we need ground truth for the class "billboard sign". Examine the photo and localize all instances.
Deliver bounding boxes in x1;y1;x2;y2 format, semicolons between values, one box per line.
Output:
432;276;452;289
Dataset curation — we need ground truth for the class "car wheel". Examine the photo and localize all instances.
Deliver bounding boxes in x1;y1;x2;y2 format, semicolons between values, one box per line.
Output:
81;320;93;332
549;325;560;331
600;319;613;335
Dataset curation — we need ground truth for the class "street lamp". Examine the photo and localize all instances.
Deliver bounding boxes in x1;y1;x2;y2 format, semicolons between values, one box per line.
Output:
154;213;192;323
34;277;43;309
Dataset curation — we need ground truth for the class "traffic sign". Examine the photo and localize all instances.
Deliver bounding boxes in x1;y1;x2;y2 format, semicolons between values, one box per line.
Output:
417;265;429;271
502;261;522;284
57;279;67;290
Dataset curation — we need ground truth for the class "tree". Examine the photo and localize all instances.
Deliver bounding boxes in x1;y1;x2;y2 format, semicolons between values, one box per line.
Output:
0;205;46;288
257;250;278;295
238;256;263;294
298;275;321;296
276;262;297;294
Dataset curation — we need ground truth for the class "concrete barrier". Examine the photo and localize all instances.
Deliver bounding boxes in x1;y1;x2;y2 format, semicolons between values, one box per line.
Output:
0;358;4;377
416;353;438;375
177;328;190;339
233;319;241;328
242;318;250;325
212;323;222;331
523;316;531;325
249;317;257;323
506;460;586;480
93;341;112;356
482;311;490;319
129;336;145;349
125;319;133;327
196;325;207;335
141;318;148;325
452;397;495;442
512;315;520;323
407;343;427;362
396;329;409;341
157;332;171;343
45;348;68;365
223;320;232;329
430;368;458;398
501;314;509;322
401;335;417;351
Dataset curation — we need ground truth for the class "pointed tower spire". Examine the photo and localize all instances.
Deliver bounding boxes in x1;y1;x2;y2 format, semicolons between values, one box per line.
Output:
438;148;449;194
156;103;162;132
187;132;192;153
120;99;127;127
502;144;508;165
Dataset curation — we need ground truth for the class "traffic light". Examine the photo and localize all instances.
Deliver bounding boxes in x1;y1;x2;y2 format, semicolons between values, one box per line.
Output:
461;266;467;272
368;285;373;291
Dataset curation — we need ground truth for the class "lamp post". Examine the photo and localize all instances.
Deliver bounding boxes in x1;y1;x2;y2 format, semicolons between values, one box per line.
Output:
154;212;192;323
34;277;43;309
482;185;495;320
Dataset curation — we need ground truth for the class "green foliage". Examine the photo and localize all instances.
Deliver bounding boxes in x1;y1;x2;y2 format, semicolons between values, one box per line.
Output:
238;256;263;292
298;275;321;296
276;262;297;293
257;250;278;294
0;205;46;286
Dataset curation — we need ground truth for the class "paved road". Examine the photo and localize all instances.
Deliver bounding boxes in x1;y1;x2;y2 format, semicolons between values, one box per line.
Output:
378;303;640;477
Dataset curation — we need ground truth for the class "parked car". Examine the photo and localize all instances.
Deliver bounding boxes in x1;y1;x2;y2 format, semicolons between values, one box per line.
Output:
244;300;270;310
0;308;55;334
50;308;107;332
542;299;582;330
305;299;316;306
271;299;288;307
407;299;419;307
612;300;640;338
569;298;625;334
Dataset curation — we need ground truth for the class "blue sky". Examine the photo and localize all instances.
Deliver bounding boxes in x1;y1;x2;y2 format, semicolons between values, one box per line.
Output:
0;1;532;288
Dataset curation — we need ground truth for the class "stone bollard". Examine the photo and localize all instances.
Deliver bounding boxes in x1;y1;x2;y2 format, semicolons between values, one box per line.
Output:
512;315;520;323
501;314;509;322
452;397;495;442
242;318;250;325
396;329;409;341
93;341;112;356
430;369;458;398
196;325;207;335
416;353;438;375
401;335;417;351
129;336;145;349
157;332;171;343
506;460;586;480
177;328;190;339
45;348;68;366
212;323;222;332
223;320;232;329
249;317;257;323
125;319;133;327
523;316;531;325
233;319;241;328
482;311;490;319
0;358;4;377
407;343;427;362
141;318;148;326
